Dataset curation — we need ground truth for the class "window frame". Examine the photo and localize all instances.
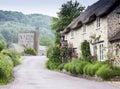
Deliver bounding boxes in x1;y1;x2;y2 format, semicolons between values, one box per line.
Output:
83;24;86;33
96;17;100;29
70;30;74;39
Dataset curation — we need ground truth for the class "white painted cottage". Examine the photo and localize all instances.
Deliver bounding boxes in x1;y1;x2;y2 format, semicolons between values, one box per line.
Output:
61;0;120;63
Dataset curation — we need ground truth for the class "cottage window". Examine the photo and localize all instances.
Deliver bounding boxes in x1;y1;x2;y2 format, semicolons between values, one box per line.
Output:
118;14;120;24
71;30;74;39
96;17;100;29
83;24;86;33
99;44;104;60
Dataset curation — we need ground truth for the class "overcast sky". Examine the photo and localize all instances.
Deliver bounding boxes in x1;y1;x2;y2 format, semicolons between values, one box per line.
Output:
0;0;98;17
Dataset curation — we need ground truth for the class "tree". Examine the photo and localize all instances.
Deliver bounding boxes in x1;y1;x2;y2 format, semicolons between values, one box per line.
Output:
51;0;85;45
39;36;54;46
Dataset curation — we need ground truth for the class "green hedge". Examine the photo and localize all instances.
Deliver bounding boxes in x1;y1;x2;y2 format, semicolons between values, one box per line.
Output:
1;49;21;66
0;54;13;84
75;61;89;74
24;48;36;55
46;59;61;70
63;58;120;80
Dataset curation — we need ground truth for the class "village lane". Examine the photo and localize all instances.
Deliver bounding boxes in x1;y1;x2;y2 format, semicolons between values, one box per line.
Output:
0;56;120;89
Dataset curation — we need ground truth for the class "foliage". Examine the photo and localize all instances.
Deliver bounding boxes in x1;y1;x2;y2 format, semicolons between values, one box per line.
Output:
0;40;6;51
81;40;91;61
51;0;85;45
75;61;89;74
60;45;73;62
96;64;112;80
47;45;61;62
0;54;13;84
1;49;21;66
39;35;54;46
58;63;65;71
46;59;61;70
24;48;36;55
0;10;54;45
63;57;120;80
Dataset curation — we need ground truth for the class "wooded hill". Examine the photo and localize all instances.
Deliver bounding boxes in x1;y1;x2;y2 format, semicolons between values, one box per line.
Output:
0;10;54;46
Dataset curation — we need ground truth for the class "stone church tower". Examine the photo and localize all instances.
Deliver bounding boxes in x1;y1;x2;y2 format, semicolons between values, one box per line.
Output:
18;28;39;55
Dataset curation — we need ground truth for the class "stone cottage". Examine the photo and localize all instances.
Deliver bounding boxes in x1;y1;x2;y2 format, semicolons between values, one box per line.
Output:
18;29;39;54
61;0;120;64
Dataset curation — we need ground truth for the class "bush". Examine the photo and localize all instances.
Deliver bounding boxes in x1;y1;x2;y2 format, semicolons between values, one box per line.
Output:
75;61;89;74
1;49;21;66
83;63;91;75
47;45;61;62
64;62;70;72
0;40;6;52
46;59;61;70
81;40;91;61
96;64;113;80
90;62;104;76
24;48;36;55
58;63;65;71
0;54;13;84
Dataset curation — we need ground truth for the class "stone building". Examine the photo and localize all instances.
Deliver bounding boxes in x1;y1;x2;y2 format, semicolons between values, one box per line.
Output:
18;29;39;54
61;0;120;64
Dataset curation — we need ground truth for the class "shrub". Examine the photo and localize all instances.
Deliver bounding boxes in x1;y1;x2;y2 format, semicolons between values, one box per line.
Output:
24;48;36;55
90;62;104;76
81;40;91;61
75;61;89;74
1;49;21;66
58;63;65;71
0;54;13;84
64;63;70;72
47;45;61;62
46;59;61;70
83;63;92;75
96;64;113;80
0;40;6;52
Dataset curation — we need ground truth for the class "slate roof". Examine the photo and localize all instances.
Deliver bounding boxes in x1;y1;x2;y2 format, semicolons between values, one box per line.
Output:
62;0;120;34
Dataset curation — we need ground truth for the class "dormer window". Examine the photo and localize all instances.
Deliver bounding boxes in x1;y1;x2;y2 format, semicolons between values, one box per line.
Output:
83;24;86;33
118;14;120;24
96;17;100;29
71;30;74;39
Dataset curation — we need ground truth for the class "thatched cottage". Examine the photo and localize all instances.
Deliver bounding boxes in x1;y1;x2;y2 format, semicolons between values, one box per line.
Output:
61;0;120;64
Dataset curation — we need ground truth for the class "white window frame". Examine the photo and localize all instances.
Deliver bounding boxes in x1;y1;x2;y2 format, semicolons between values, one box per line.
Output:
71;30;74;39
83;24;86;33
96;17;100;29
99;43;104;61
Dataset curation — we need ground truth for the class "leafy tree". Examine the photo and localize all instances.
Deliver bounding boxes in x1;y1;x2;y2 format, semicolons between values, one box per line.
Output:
39;36;54;46
51;0;85;45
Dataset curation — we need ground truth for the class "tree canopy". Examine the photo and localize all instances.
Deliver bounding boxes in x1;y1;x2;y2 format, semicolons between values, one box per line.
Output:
51;0;85;44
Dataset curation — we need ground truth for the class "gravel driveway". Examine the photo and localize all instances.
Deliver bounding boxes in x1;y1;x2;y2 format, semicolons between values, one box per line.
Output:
0;56;120;89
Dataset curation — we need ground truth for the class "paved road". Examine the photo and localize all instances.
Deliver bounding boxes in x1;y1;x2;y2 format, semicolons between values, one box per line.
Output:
0;56;120;89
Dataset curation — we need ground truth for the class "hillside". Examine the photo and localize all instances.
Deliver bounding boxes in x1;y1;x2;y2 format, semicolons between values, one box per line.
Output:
0;10;54;46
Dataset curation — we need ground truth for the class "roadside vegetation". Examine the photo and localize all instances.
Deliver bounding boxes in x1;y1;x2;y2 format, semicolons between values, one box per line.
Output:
24;48;36;56
0;39;22;85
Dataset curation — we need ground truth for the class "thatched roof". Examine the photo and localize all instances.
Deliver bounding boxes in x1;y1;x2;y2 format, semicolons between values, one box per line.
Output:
109;31;120;42
62;0;120;34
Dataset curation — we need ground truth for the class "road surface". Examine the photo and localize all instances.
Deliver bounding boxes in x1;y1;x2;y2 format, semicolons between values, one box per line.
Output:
0;56;120;89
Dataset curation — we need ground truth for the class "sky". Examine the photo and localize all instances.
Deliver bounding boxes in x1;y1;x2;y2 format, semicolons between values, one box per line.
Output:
0;0;98;17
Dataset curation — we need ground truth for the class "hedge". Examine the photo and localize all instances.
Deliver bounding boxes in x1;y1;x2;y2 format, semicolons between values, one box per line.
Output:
0;54;13;84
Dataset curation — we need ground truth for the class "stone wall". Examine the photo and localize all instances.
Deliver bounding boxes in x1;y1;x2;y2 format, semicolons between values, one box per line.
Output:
107;5;120;39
